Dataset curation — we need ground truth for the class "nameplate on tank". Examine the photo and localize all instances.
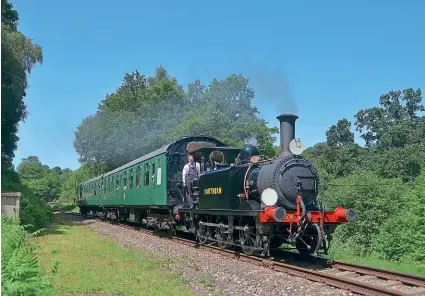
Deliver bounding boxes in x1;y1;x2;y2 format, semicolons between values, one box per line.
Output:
204;187;222;195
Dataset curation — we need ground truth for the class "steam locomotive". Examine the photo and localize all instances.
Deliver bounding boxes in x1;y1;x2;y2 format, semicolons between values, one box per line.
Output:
76;113;357;257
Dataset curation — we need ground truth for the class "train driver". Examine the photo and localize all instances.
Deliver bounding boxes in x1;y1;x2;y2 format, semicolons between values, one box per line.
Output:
182;155;200;205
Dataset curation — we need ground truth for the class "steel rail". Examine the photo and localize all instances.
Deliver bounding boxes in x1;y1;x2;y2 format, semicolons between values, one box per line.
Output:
60;211;425;296
328;260;425;288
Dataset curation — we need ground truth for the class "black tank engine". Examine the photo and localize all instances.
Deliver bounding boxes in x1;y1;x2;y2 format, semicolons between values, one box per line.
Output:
178;113;356;256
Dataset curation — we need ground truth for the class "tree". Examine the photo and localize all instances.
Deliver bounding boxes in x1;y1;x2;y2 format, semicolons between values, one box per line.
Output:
74;66;187;169
59;162;107;203
16;156;46;180
16;156;71;202
326;118;355;147
24;172;61;202
354;88;423;147
1;166;52;230
1;0;43;167
74;68;278;169
172;74;278;157
51;166;62;175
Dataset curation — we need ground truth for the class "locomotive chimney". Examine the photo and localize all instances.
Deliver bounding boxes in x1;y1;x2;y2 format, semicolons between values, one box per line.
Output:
277;114;299;157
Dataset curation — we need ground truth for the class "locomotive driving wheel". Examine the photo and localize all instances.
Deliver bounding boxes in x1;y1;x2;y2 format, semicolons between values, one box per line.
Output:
238;217;259;256
197;216;211;245
216;217;231;249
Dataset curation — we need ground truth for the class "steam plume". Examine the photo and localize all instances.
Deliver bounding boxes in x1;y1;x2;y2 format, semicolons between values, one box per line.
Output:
247;66;298;115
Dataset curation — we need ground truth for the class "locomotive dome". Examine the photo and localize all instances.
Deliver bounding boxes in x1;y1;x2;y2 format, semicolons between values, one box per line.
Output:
237;144;260;164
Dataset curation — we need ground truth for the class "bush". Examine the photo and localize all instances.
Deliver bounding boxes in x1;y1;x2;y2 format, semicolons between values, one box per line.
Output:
51;203;77;212
321;172;407;257
1;215;52;296
372;170;425;263
2;167;53;232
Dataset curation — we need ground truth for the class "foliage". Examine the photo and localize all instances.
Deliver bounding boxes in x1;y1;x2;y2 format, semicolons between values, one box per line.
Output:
15;156;72;203
307;87;424;266
1;0;43;167
50;203;78;212
1;215;52;296
59;162;107;203
1;165;53;231
305;90;425;183
171;75;278;157
74;68;278;170
326;118;355;147
321;172;406;257
372;170;425;263
74;67;187;169
354;88;423;147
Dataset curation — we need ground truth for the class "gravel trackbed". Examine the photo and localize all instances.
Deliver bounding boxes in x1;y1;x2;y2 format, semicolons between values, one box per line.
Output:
67;215;356;296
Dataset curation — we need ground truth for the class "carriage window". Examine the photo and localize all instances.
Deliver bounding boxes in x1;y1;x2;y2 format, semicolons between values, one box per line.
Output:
143;163;150;187
98;183;101;196
151;163;156;184
123;171;127;190
136;166;141;188
94;183;97;196
157;160;162;186
129;168;134;189
116;175;120;191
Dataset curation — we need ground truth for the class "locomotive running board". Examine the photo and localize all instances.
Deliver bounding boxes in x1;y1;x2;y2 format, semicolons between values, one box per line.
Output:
179;208;260;217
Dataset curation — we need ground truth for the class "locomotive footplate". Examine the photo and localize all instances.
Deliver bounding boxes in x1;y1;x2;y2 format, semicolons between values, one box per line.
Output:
179;208;260;216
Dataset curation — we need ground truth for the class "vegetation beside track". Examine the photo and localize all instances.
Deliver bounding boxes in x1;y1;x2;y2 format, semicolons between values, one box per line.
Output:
2;0;424;286
31;215;195;296
325;252;425;276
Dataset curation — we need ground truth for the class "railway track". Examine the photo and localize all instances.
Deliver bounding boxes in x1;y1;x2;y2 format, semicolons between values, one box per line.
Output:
59;211;425;296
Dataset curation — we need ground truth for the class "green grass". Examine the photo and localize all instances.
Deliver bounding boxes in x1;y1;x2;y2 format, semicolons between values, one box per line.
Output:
327;250;425;276
32;216;195;296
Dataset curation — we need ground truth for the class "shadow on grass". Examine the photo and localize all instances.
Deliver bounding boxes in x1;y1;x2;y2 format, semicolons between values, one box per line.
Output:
40;213;96;236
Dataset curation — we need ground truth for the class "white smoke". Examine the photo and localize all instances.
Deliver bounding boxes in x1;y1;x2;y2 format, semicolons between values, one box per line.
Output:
244;132;259;147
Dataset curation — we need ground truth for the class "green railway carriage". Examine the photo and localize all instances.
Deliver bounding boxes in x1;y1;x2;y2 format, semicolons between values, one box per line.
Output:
76;136;226;221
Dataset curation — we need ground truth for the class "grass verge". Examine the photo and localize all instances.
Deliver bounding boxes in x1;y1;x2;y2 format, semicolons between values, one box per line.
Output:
32;216;195;296
327;250;425;276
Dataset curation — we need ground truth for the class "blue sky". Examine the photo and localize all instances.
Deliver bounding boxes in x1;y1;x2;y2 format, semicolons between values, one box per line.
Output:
12;0;425;170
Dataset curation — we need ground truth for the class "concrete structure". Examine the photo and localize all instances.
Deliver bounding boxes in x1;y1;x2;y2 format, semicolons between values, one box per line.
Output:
1;192;21;217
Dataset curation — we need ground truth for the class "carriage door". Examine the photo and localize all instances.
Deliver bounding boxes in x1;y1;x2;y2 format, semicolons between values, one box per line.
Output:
100;176;104;206
151;162;156;190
